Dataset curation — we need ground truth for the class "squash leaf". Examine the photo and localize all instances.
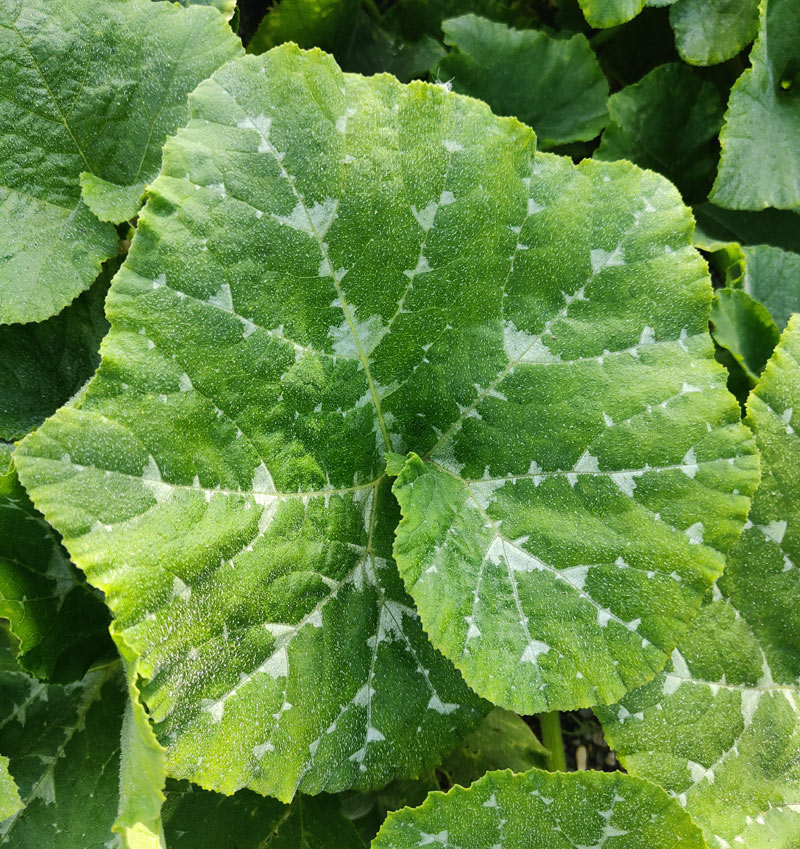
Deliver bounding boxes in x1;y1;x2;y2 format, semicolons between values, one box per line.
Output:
372;767;708;849
669;0;759;66
0;0;242;324
711;0;800;211
598;316;800;849
15;45;757;798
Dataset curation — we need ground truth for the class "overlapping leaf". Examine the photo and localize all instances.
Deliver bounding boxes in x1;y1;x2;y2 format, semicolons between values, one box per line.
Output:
372;768;708;849
0;445;111;682
0;259;114;442
0;0;241;324
741;245;800;329
436;15;608;149
17;44;758;793
598;316;800;848
710;288;779;384
577;0;645;28
669;0;759;66
595;62;724;202
711;0;800;211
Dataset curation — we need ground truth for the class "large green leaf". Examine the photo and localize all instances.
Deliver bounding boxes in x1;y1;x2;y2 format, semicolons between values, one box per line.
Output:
372;768;708;849
741;244;800;329
711;0;800;211
0;0;242;324
163;783;364;848
15;44;758;796
577;0;645;28
598;316;800;848
0;259;114;442
0;445;111;682
0;630;126;847
160;0;237;21
668;0;759;66
595;62;724;202
436;15;608;149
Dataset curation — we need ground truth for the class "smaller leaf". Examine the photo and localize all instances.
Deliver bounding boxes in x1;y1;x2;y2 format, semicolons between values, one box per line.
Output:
741;244;800;329
436;15;609;149
80;174;147;225
710;288;780;384
372;767;708;849
577;0;646;28
692;203;800;254
595;62;724;202
669;0;759;66
712;0;800;211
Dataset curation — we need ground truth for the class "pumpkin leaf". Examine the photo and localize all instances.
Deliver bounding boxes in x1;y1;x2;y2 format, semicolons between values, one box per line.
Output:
0;0;242;324
741;244;800;330
598;315;800;849
669;0;760;66
577;0;646;28
711;0;800;211
15;44;757;798
372;767;708;849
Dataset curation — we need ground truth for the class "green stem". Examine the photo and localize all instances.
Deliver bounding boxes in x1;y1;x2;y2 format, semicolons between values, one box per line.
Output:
540;711;567;772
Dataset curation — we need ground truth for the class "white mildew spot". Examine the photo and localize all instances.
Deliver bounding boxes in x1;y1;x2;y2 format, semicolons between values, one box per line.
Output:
427;694;459;714
603;411;614;427
273;197;338;238
678;327;690;352
685;521;704;545
558;565;590;592
152;273;166;289
202;698;226;723
468;480;507;511
253;741;274;758
488;536;547;574
639;325;655;346
439;190;456;206
208;182;227;198
172;576;191;601
483;793;499;809
178;373;193;392
411;200;439;232
240;317;257;338
366;726;385;743
681;447;698;478
663;648;691;696
527;198;546;214
335;107;356;134
465;615;481;640
521;639;551;663
207;281;234;312
503;321;561;364
307;609;323;628
237;115;274;153
251;461;276;496
353;684;375;708
759;519;787;545
403;254;432;278
782;407;794;434
328;310;386;357
443;139;463;152
419;831;449;845
590;246;624;274
573;450;600;474
317;257;348;281
681;382;701;394
611;471;641;497
740;689;761;726
36;771;56;806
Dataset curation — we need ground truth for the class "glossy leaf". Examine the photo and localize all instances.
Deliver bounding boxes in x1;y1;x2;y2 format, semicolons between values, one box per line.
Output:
0;259;114;442
595;63;724;202
0;631;126;848
436;15;608;149
598;316;800;848
711;0;800;211
372;768;708;849
0;757;21;825
0;445;111;682
577;0;645;28
669;0;759;66
0;0;242;324
710;288;780;383
15;43;758;798
742;244;800;329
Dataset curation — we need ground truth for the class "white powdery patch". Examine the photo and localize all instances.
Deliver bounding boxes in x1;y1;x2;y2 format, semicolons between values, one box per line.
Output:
489;536;548;573
251;461;276;497
427;694;459;714
464;615;481;640
758;519;787;545
328;309;386;357
685;522;704;545
590;246;625;274
273;197;338;238
403;254;432;278
443;139;463;152
172;576;191;602
253;741;275;758
335;107;356;134
573;450;600;475
681;382;702;394
178;373;193;392
557;565;590;592
521;639;551;663
611;471;641;497
237;115;274;153
681;447;698;479
419;831;449;845
141;456;172;503
411;200;439;232
527;198;546;215
639;325;655;346
469;480;507;511
152;273;166;289
503;320;561;364
207;281;234;312
663;648;691;696
782;407;794;434
208;183;227;199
